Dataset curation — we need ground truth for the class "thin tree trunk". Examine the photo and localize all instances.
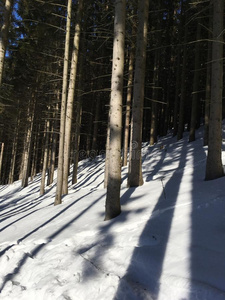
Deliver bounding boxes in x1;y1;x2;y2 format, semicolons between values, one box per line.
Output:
203;13;212;147
72;100;82;184
127;0;149;187
0;0;13;85
0;142;4;182
40;117;50;195
205;0;224;180
177;17;188;141
122;45;134;166
54;0;72;205
150;53;159;146
8;116;20;184
21;98;35;188
62;0;83;195
105;0;126;221
91;97;101;158
104;114;110;189
48;101;59;186
30;123;40;181
189;22;201;142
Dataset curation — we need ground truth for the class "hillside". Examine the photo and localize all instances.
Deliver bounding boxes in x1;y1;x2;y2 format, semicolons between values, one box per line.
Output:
0;127;225;300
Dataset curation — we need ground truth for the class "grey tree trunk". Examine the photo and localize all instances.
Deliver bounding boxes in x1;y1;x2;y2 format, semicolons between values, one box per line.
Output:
8;116;20;184
189;22;201;142
0;0;13;85
205;0;224;180
105;0;126;221
54;0;72;205
122;45;134;166
48;101;59;186
21;98;35;188
40;117;50;195
127;0;149;187
62;0;83;195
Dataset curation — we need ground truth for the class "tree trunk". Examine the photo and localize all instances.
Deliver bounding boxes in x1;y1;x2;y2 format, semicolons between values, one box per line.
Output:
203;13;212;147
177;15;187;141
21;98;35;188
0;0;13;85
150;53;159;146
105;0;126;221
40;117;50;195
8;116;20;184
122;45;134;166
62;0;83;195
0;142;4;182
205;0;224;180
127;0;149;187
189;22;201;142
91;97;101;158
48;101;59;186
54;0;72;205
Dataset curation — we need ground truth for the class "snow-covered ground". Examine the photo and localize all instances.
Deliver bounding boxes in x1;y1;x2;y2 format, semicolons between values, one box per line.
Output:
1;126;225;300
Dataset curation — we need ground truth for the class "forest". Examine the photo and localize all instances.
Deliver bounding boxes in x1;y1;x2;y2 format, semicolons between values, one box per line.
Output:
0;0;224;220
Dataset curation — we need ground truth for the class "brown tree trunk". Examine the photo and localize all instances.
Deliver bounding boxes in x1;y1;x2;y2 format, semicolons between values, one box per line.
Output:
128;0;149;187
54;0;72;205
189;22;201;142
62;0;83;195
0;0;14;85
205;0;224;180
122;44;135;166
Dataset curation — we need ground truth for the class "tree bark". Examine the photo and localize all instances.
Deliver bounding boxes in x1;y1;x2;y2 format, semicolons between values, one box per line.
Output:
177;15;187;141
122;45;134;166
54;0;72;205
127;0;149;187
189;22;201;142
40;117;50;195
205;0;224;180
0;0;13;85
62;0;83;195
105;0;126;221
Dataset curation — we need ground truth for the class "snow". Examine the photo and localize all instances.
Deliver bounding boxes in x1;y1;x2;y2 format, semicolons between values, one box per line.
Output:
1;126;225;300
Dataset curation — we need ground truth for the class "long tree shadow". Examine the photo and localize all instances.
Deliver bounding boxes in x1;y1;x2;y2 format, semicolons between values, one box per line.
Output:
0;190;105;293
114;140;188;299
190;137;225;299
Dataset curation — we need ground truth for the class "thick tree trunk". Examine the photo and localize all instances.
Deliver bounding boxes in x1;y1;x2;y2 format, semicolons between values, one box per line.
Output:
0;0;13;85
205;0;224;180
105;0;126;221
127;0;149;187
189;22;201;142
54;0;72;205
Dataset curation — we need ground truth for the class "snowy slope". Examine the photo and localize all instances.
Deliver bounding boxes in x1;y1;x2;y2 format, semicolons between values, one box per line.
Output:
1;126;225;300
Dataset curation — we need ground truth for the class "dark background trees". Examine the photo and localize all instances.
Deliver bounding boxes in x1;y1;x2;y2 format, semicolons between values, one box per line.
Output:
0;0;224;210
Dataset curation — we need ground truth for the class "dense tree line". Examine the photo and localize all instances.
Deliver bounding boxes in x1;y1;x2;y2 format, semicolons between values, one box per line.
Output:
0;0;224;219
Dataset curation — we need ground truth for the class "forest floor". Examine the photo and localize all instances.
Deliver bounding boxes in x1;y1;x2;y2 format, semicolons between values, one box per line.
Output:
1;125;225;300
